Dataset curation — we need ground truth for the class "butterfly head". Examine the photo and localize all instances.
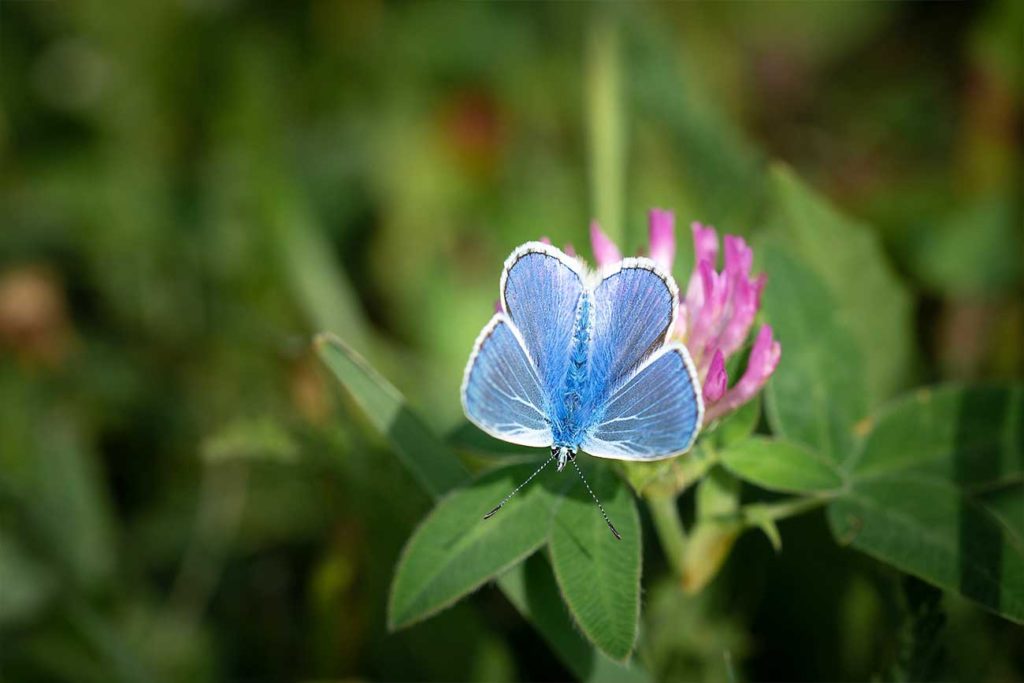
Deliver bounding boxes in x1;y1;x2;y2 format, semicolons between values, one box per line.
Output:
552;445;576;472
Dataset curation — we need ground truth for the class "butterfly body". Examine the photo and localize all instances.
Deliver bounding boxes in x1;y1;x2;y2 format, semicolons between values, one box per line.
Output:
462;242;704;463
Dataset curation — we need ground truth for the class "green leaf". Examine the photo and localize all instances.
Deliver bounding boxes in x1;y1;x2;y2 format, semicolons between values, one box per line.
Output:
850;384;1023;485
980;484;1024;546
498;555;647;683
766;165;913;403
316;333;469;498
761;245;869;463
908;194;1022;297
446;421;528;456
720;436;845;494
31;414;116;587
498;555;593;676
710;394;761;449
275;188;373;354
695;467;740;519
389;462;566;630
549;463;641;661
829;474;1024;624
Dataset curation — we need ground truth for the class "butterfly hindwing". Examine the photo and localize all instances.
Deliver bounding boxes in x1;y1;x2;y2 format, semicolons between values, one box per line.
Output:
582;343;703;460
500;242;585;397
461;314;552;447
589;259;678;397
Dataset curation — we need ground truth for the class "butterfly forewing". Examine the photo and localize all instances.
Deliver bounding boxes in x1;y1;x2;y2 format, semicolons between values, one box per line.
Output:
500;243;585;398
588;260;678;397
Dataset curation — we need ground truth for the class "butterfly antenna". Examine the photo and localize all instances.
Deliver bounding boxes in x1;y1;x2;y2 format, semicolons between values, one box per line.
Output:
483;453;556;520
569;458;621;540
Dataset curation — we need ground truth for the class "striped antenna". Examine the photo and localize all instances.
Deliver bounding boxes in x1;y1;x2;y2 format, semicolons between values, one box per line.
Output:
569;458;621;540
483;452;556;520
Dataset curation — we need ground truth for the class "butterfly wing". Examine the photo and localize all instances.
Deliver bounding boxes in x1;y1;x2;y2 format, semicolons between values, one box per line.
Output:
461;313;552;447
500;242;585;397
582;343;703;460
588;258;679;397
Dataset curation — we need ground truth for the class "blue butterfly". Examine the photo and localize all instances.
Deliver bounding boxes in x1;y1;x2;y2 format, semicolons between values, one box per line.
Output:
461;241;704;537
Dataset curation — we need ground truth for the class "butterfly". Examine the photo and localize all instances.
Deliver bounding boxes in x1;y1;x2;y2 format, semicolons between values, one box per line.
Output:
461;241;704;538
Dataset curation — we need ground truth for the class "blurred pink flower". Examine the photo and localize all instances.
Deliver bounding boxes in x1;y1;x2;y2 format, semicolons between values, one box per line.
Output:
589;211;780;425
590;220;622;268
647;209;676;273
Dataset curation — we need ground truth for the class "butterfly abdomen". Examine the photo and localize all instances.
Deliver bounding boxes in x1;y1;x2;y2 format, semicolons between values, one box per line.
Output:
551;293;592;447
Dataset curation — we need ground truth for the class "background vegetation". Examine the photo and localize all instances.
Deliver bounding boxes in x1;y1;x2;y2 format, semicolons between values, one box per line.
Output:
1;1;1021;681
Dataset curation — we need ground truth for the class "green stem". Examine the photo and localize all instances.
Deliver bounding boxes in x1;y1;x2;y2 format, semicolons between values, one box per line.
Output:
586;10;625;241
742;493;832;525
646;495;687;577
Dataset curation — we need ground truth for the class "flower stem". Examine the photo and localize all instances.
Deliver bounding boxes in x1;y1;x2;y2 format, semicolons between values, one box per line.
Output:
647;494;687;577
742;494;832;524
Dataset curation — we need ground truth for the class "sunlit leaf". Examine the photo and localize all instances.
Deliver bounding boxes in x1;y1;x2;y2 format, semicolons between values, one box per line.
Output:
316;333;469;498
761;245;868;463
389;462;565;630
766;165;914;404
549;463;641;661
721;437;845;494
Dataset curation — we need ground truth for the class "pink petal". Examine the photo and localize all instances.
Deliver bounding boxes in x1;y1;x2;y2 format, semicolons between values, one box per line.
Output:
494;298;503;313
684;222;720;315
691;222;719;269
590;220;622;268
705;324;781;422
563;242;577;257
723;235;753;281
687;260;727;366
648;209;676;273
702;348;727;402
539;236;553;245
747;324;782;383
716;273;765;358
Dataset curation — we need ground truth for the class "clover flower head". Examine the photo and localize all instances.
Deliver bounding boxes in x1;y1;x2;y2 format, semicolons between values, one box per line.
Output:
589;211;780;425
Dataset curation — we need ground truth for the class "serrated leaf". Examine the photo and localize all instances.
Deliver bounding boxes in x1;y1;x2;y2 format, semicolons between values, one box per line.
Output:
766;165;913;403
850;384;1023;485
720;436;844;494
498;554;647;683
761;245;868;463
549;463;641;661
498;554;593;675
829;474;1024;624
315;333;468;498
388;462;565;630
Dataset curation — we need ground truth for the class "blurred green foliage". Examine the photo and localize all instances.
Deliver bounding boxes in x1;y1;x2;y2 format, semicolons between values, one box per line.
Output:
1;1;1021;681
